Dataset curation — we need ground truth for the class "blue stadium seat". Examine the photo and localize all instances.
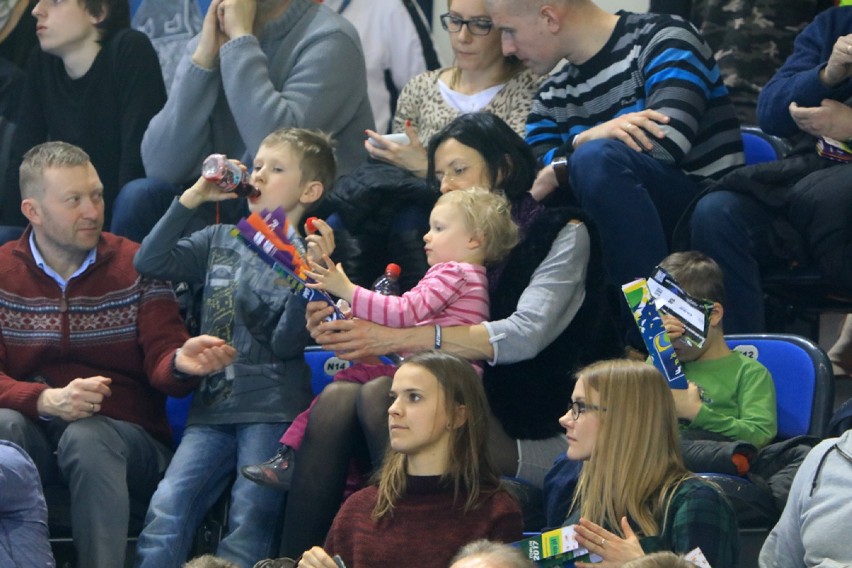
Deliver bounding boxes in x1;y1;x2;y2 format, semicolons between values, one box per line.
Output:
166;393;193;447
698;334;835;530
725;334;834;440
740;125;790;165
304;345;353;396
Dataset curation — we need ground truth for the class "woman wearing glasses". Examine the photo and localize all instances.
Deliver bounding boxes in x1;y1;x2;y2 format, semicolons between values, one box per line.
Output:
325;0;539;292
363;0;540;178
561;359;739;567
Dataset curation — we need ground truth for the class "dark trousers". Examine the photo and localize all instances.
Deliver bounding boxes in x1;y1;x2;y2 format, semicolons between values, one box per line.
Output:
0;409;171;568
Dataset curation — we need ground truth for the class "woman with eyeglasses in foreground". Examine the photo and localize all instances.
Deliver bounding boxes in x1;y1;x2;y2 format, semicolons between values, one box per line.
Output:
561;359;739;567
296;351;522;568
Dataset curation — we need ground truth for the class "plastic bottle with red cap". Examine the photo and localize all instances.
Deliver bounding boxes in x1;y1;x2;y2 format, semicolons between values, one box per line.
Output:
372;263;401;296
201;154;260;198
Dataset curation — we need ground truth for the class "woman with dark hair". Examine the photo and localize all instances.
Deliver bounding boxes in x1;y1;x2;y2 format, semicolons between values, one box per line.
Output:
296;351;522;568
326;0;540;291
275;112;623;557
2;0;165;229
425;112;537;201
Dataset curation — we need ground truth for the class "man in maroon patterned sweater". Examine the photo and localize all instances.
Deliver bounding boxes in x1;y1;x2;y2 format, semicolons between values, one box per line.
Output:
0;141;236;568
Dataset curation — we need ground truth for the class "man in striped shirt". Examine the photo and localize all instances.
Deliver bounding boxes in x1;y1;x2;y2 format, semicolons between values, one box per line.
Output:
486;0;743;300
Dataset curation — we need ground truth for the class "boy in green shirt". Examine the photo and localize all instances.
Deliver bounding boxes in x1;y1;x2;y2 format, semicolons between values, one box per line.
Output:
659;251;777;449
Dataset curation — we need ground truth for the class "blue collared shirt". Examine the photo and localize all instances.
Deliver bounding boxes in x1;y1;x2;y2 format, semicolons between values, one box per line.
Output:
29;232;97;291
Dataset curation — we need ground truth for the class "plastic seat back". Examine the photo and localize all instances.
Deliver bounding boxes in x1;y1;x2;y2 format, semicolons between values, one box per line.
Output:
740;125;790;166
726;334;834;440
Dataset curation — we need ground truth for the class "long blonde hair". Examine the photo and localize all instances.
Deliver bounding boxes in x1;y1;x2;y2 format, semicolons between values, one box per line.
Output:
570;360;692;537
372;351;502;519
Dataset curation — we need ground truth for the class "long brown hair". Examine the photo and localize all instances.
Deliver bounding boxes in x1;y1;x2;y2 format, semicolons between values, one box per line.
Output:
569;360;692;537
372;351;502;519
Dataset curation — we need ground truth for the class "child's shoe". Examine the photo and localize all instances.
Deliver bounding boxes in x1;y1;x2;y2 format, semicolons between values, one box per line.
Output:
241;445;295;490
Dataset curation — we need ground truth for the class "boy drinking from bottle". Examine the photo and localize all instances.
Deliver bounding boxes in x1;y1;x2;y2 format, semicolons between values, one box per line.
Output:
132;128;335;567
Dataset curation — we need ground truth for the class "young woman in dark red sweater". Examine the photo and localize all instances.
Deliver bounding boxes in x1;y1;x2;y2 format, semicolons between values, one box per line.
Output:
297;351;522;568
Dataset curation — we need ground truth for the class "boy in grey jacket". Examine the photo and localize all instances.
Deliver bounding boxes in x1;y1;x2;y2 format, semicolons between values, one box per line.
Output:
133;128;335;567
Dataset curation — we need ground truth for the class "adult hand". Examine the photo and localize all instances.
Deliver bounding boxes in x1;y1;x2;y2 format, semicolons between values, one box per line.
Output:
671;381;702;421
192;0;228;69
820;33;852;88
304;218;336;264
364;121;428;177
36;377;112;421
298;547;340;568
576;110;670;153
217;0;256;40
305;304;396;360
306;301;338;339
575;516;644;568
530;165;559;202
175;335;238;376
790;100;852;141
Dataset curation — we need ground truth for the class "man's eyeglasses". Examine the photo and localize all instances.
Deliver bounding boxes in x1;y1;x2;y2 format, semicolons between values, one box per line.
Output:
568;400;604;421
439;13;494;36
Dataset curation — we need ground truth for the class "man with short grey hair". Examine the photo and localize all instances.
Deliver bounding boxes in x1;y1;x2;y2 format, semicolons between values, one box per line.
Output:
0;141;235;568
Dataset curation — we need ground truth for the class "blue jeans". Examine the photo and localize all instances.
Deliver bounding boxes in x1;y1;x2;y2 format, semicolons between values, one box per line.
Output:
568;139;704;287
110;177;182;243
690;190;778;333
135;422;288;568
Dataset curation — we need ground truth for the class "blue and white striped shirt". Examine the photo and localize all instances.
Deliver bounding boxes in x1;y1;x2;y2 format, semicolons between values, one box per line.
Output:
526;12;744;181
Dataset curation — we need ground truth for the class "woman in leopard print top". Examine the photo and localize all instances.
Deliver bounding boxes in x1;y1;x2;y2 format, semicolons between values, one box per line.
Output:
364;0;542;178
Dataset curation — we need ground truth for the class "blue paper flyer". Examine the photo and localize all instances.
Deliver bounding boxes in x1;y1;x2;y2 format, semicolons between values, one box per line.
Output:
622;278;687;389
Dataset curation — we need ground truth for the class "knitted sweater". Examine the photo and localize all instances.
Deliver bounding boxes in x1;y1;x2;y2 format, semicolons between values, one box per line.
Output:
483;201;624;440
527;12;743;180
325;475;523;568
0;230;194;446
141;0;373;183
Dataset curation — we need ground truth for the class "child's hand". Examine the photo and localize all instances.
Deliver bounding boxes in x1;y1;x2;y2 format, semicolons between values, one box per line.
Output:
304;218;336;264
180;159;248;209
305;254;356;303
671;381;702;421
661;313;685;341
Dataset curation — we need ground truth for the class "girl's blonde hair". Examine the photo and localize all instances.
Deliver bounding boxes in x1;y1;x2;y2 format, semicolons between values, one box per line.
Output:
372;351;503;519
570;359;692;538
436;187;519;265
